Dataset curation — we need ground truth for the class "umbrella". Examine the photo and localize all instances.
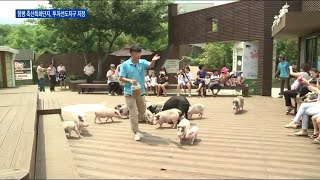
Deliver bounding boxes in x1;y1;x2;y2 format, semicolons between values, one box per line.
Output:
109;47;154;57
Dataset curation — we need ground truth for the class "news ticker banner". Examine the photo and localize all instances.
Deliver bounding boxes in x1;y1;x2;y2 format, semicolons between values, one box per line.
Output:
16;9;88;18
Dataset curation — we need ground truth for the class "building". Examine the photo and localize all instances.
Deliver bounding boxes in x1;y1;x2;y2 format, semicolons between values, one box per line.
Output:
157;1;303;96
0;46;19;88
14;49;35;85
272;1;320;70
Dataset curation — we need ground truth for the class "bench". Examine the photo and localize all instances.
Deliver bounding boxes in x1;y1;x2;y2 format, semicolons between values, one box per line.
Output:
77;83;123;94
0;104;38;179
36;114;80;179
37;97;62;115
154;83;249;97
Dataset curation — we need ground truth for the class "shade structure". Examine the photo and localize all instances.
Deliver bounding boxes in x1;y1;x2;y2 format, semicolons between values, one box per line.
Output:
109;47;154;57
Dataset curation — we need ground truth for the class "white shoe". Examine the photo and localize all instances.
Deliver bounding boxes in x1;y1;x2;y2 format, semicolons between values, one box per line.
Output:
133;132;143;141
114;93;118;96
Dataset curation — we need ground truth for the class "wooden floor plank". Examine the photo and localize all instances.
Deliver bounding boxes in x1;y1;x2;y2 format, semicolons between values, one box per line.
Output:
0;169;28;179
0;106;18;146
0;105;28;169
0;107;11;124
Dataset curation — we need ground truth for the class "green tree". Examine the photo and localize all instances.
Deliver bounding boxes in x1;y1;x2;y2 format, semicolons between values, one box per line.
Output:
42;0;170;79
274;39;298;64
195;42;233;70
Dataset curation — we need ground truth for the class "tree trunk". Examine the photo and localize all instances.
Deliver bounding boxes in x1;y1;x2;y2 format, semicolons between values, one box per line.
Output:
82;52;88;66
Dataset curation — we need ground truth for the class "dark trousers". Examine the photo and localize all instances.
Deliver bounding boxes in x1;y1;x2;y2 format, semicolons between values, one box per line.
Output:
49;75;56;91
39;78;45;92
86;75;93;92
299;85;310;97
279;77;290;95
283;90;298;107
108;82;120;94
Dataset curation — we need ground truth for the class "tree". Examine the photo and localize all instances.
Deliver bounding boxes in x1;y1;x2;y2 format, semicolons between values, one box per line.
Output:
42;0;170;79
195;42;233;70
274;39;298;65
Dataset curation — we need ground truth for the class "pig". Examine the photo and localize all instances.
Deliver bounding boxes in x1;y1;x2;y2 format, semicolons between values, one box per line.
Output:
188;103;205;119
144;109;154;124
184;126;199;145
147;101;166;114
162;96;191;119
62;121;81;138
232;96;244;114
153;108;183;129
115;104;130;118
72;112;89;133
94;107;121;124
177;117;191;143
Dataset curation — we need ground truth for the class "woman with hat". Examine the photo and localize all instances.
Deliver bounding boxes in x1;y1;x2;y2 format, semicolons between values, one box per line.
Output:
106;64;120;95
220;66;232;86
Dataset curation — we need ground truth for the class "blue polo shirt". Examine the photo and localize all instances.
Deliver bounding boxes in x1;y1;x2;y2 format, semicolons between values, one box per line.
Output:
119;58;150;96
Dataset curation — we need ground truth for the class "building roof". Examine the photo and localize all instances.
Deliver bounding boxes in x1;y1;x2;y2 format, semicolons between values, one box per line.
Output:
0;46;19;54
15;49;35;60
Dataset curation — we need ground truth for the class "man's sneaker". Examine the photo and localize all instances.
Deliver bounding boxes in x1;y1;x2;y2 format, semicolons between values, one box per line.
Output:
133;132;144;141
114;93;118;96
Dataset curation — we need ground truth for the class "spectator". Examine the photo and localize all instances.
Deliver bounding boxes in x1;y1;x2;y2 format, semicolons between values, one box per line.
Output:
194;64;207;97
220;67;232;86
106;64;120;95
235;71;245;87
297;68;319;99
283;63;311;115
47;63;57;92
37;63;46;92
157;66;169;97
117;59;125;72
83;61;95;92
208;69;221;96
176;69;186;96
144;71;151;96
57;62;67;90
150;71;158;94
183;66;192;97
275;54;290;98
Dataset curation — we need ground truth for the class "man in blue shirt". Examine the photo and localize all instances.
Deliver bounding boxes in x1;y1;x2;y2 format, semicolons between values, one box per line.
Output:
119;45;160;141
275;54;290;98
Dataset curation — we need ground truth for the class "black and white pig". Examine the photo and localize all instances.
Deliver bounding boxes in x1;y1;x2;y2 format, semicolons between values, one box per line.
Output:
162;96;191;119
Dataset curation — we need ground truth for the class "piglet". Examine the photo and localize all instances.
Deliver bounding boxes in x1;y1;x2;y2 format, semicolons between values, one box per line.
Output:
115;104;129;119
95;107;121;124
153;108;183;129
184;126;199;145
144;109;154;124
188;103;205;119
177;117;191;143
72;112;89;133
62;121;81;138
232;96;244;114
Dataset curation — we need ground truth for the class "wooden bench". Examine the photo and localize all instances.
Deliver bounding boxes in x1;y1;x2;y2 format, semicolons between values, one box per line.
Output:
37;97;61;115
0;104;38;180
78;83;123;94
36;114;80;179
154;83;249;97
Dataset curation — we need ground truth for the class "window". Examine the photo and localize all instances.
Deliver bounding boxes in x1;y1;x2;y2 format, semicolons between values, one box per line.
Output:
207;18;218;32
317;37;320;70
211;18;218;32
306;37;317;68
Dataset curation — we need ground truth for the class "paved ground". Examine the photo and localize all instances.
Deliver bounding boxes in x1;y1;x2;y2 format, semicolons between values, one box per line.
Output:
41;86;320;179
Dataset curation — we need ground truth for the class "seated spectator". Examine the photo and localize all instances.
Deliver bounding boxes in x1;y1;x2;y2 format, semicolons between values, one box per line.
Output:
220;67;232;86
297;68;319;99
235;71;245;87
283;63;311;114
310;113;320;144
183;66;192;97
176;69;186;96
194;64;207;97
144;72;151;96
208;69;221;96
284;79;320;136
106;64;120;95
150;71;158;94
157;66;169;96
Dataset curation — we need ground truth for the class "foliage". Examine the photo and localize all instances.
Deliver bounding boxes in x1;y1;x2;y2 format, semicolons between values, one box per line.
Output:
274;39;298;64
194;42;233;70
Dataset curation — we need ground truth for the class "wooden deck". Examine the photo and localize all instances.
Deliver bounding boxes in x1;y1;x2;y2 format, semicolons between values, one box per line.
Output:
54;92;320;179
0;85;38;179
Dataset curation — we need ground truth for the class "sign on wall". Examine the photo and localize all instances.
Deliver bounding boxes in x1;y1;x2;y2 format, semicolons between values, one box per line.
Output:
14;60;33;80
163;59;180;73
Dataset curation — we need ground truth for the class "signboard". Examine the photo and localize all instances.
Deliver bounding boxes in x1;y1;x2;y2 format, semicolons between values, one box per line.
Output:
243;41;258;79
163;59;180;73
14;60;33;80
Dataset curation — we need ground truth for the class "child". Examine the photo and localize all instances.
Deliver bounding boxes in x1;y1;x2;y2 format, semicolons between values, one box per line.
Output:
176;70;186;96
235;72;245;87
204;75;211;93
144;72;151;95
209;70;221;96
150;71;158;94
